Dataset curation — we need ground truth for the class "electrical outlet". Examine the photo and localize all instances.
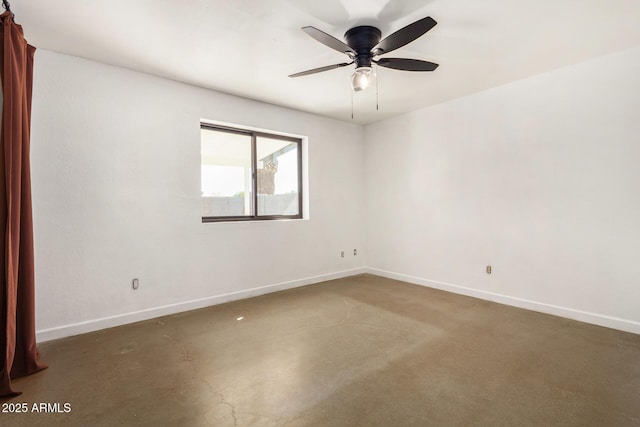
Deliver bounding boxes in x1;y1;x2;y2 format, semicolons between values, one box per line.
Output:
132;278;139;290
341;251;344;258
486;266;492;275
354;249;357;256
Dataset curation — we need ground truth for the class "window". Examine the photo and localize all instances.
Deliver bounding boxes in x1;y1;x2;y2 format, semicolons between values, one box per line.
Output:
201;123;303;222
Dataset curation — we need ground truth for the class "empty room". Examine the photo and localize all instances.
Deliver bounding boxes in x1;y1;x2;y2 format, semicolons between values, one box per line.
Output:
1;0;639;426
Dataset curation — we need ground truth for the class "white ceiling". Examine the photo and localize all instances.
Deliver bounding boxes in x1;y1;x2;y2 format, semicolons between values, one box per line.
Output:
13;0;640;124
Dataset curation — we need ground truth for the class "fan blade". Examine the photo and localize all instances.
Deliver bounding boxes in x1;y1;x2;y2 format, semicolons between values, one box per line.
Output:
302;26;356;56
289;62;353;78
375;58;439;71
372;17;437;55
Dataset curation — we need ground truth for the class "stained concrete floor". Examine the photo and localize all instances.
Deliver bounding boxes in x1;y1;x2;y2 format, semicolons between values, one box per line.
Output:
2;274;640;426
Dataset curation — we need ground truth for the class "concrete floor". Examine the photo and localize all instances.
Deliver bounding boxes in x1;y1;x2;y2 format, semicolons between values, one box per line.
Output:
2;274;640;426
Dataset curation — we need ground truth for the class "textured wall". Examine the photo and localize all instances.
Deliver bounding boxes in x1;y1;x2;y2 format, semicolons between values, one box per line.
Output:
31;50;366;340
365;47;640;333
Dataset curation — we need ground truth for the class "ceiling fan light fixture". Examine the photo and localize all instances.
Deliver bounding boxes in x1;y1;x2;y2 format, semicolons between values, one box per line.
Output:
350;66;375;92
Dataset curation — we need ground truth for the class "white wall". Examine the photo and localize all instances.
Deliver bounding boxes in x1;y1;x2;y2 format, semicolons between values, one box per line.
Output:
31;50;366;341
365;47;640;334
31;46;640;340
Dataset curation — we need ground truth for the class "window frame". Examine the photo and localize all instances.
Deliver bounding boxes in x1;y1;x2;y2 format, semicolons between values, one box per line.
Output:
200;123;303;223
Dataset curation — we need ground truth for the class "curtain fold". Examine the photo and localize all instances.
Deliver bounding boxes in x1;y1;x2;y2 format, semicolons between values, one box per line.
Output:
0;10;46;398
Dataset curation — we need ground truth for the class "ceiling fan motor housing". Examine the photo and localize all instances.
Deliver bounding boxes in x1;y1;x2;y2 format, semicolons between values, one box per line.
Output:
344;26;382;68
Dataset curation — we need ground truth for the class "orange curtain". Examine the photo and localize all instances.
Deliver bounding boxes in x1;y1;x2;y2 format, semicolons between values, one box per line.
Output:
0;10;46;397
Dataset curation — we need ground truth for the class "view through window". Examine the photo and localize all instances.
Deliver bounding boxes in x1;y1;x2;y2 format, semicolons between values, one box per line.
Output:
201;124;302;221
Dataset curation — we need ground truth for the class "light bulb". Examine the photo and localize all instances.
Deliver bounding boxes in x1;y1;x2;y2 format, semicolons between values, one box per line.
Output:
350;67;375;92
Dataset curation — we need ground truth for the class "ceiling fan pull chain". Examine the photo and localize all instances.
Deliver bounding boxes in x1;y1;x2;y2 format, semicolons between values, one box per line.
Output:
376;68;379;111
351;88;354;120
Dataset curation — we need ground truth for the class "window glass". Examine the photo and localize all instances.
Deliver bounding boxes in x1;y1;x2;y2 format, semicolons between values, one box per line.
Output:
256;136;300;216
201;124;302;221
201;129;253;218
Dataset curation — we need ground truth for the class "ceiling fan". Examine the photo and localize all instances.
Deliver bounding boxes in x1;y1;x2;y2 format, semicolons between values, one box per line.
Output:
289;17;439;92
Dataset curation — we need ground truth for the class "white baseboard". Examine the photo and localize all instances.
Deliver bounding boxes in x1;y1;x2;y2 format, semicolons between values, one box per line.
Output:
365;268;640;335
37;266;639;342
36;267;367;343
